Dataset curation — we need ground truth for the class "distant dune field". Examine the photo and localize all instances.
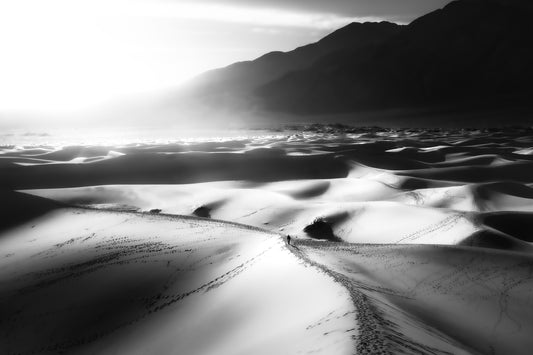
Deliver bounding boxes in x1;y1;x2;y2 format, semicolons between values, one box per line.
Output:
1;127;533;354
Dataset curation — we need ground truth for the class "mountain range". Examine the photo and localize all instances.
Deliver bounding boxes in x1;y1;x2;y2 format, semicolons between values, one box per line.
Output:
176;0;533;126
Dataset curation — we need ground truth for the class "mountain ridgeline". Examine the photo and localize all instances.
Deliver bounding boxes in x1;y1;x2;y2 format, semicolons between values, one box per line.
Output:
179;0;533;125
182;21;401;110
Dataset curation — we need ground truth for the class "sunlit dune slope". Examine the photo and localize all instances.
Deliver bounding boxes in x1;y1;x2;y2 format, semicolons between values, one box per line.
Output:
25;174;533;252
300;241;533;355
0;208;355;355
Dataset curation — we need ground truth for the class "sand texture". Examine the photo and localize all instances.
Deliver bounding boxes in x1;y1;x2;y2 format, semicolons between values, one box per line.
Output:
1;127;533;354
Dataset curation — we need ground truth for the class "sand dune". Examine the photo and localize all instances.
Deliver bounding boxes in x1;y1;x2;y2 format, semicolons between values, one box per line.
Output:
392;181;533;212
24;183;480;245
459;229;533;252
479;212;533;242
2;127;531;188
3;206;530;354
0;190;62;232
25;163;533;250
0;208;355;355
2;127;533;353
396;161;533;184
299;242;533;355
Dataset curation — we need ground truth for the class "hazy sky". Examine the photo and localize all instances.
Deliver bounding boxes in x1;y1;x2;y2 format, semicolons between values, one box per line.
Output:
0;0;452;115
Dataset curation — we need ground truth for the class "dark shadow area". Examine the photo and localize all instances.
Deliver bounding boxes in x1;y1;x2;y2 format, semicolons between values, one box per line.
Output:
481;212;533;242
303;218;342;242
254;0;533;125
458;230;532;252
396;162;533;183
193;206;211;218
290;181;331;199
475;182;533;200
0;152;350;189
192;200;227;219
0;190;62;233
0;255;173;354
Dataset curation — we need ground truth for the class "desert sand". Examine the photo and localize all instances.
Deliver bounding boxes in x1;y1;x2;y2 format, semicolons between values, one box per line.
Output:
1;127;533;354
0;208;355;354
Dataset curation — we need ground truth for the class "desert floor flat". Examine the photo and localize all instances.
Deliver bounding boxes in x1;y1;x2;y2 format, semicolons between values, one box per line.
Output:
1;127;533;354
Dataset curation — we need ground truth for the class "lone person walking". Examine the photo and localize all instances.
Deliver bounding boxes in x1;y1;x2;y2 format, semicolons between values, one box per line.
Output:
286;234;291;246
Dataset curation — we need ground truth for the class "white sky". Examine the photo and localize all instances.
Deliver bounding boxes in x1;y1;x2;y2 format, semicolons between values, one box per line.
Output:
0;0;450;117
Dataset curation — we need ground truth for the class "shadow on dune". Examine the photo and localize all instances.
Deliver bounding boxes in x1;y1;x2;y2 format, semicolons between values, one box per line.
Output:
480;212;533;242
397;177;457;190
193;206;212;218
459;229;533;253
397;161;533;183
290;181;331;199
192;200;227;218
0;190;61;233
1;255;176;354
0;152;350;189
474;181;533;199
303;215;347;242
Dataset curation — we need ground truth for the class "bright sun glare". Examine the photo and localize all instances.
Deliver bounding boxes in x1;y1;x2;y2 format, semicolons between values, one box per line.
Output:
0;1;218;113
0;0;365;115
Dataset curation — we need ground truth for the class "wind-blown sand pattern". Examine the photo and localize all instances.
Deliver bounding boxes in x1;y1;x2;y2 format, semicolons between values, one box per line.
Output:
1;127;533;354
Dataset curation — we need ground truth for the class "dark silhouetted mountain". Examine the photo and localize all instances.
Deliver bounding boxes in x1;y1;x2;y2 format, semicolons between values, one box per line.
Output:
176;0;533;126
180;22;401;109
257;0;533;114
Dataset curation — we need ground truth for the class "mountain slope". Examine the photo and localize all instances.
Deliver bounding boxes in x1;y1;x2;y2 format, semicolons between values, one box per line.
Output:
176;0;533;126
257;0;533;114
180;22;401;109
